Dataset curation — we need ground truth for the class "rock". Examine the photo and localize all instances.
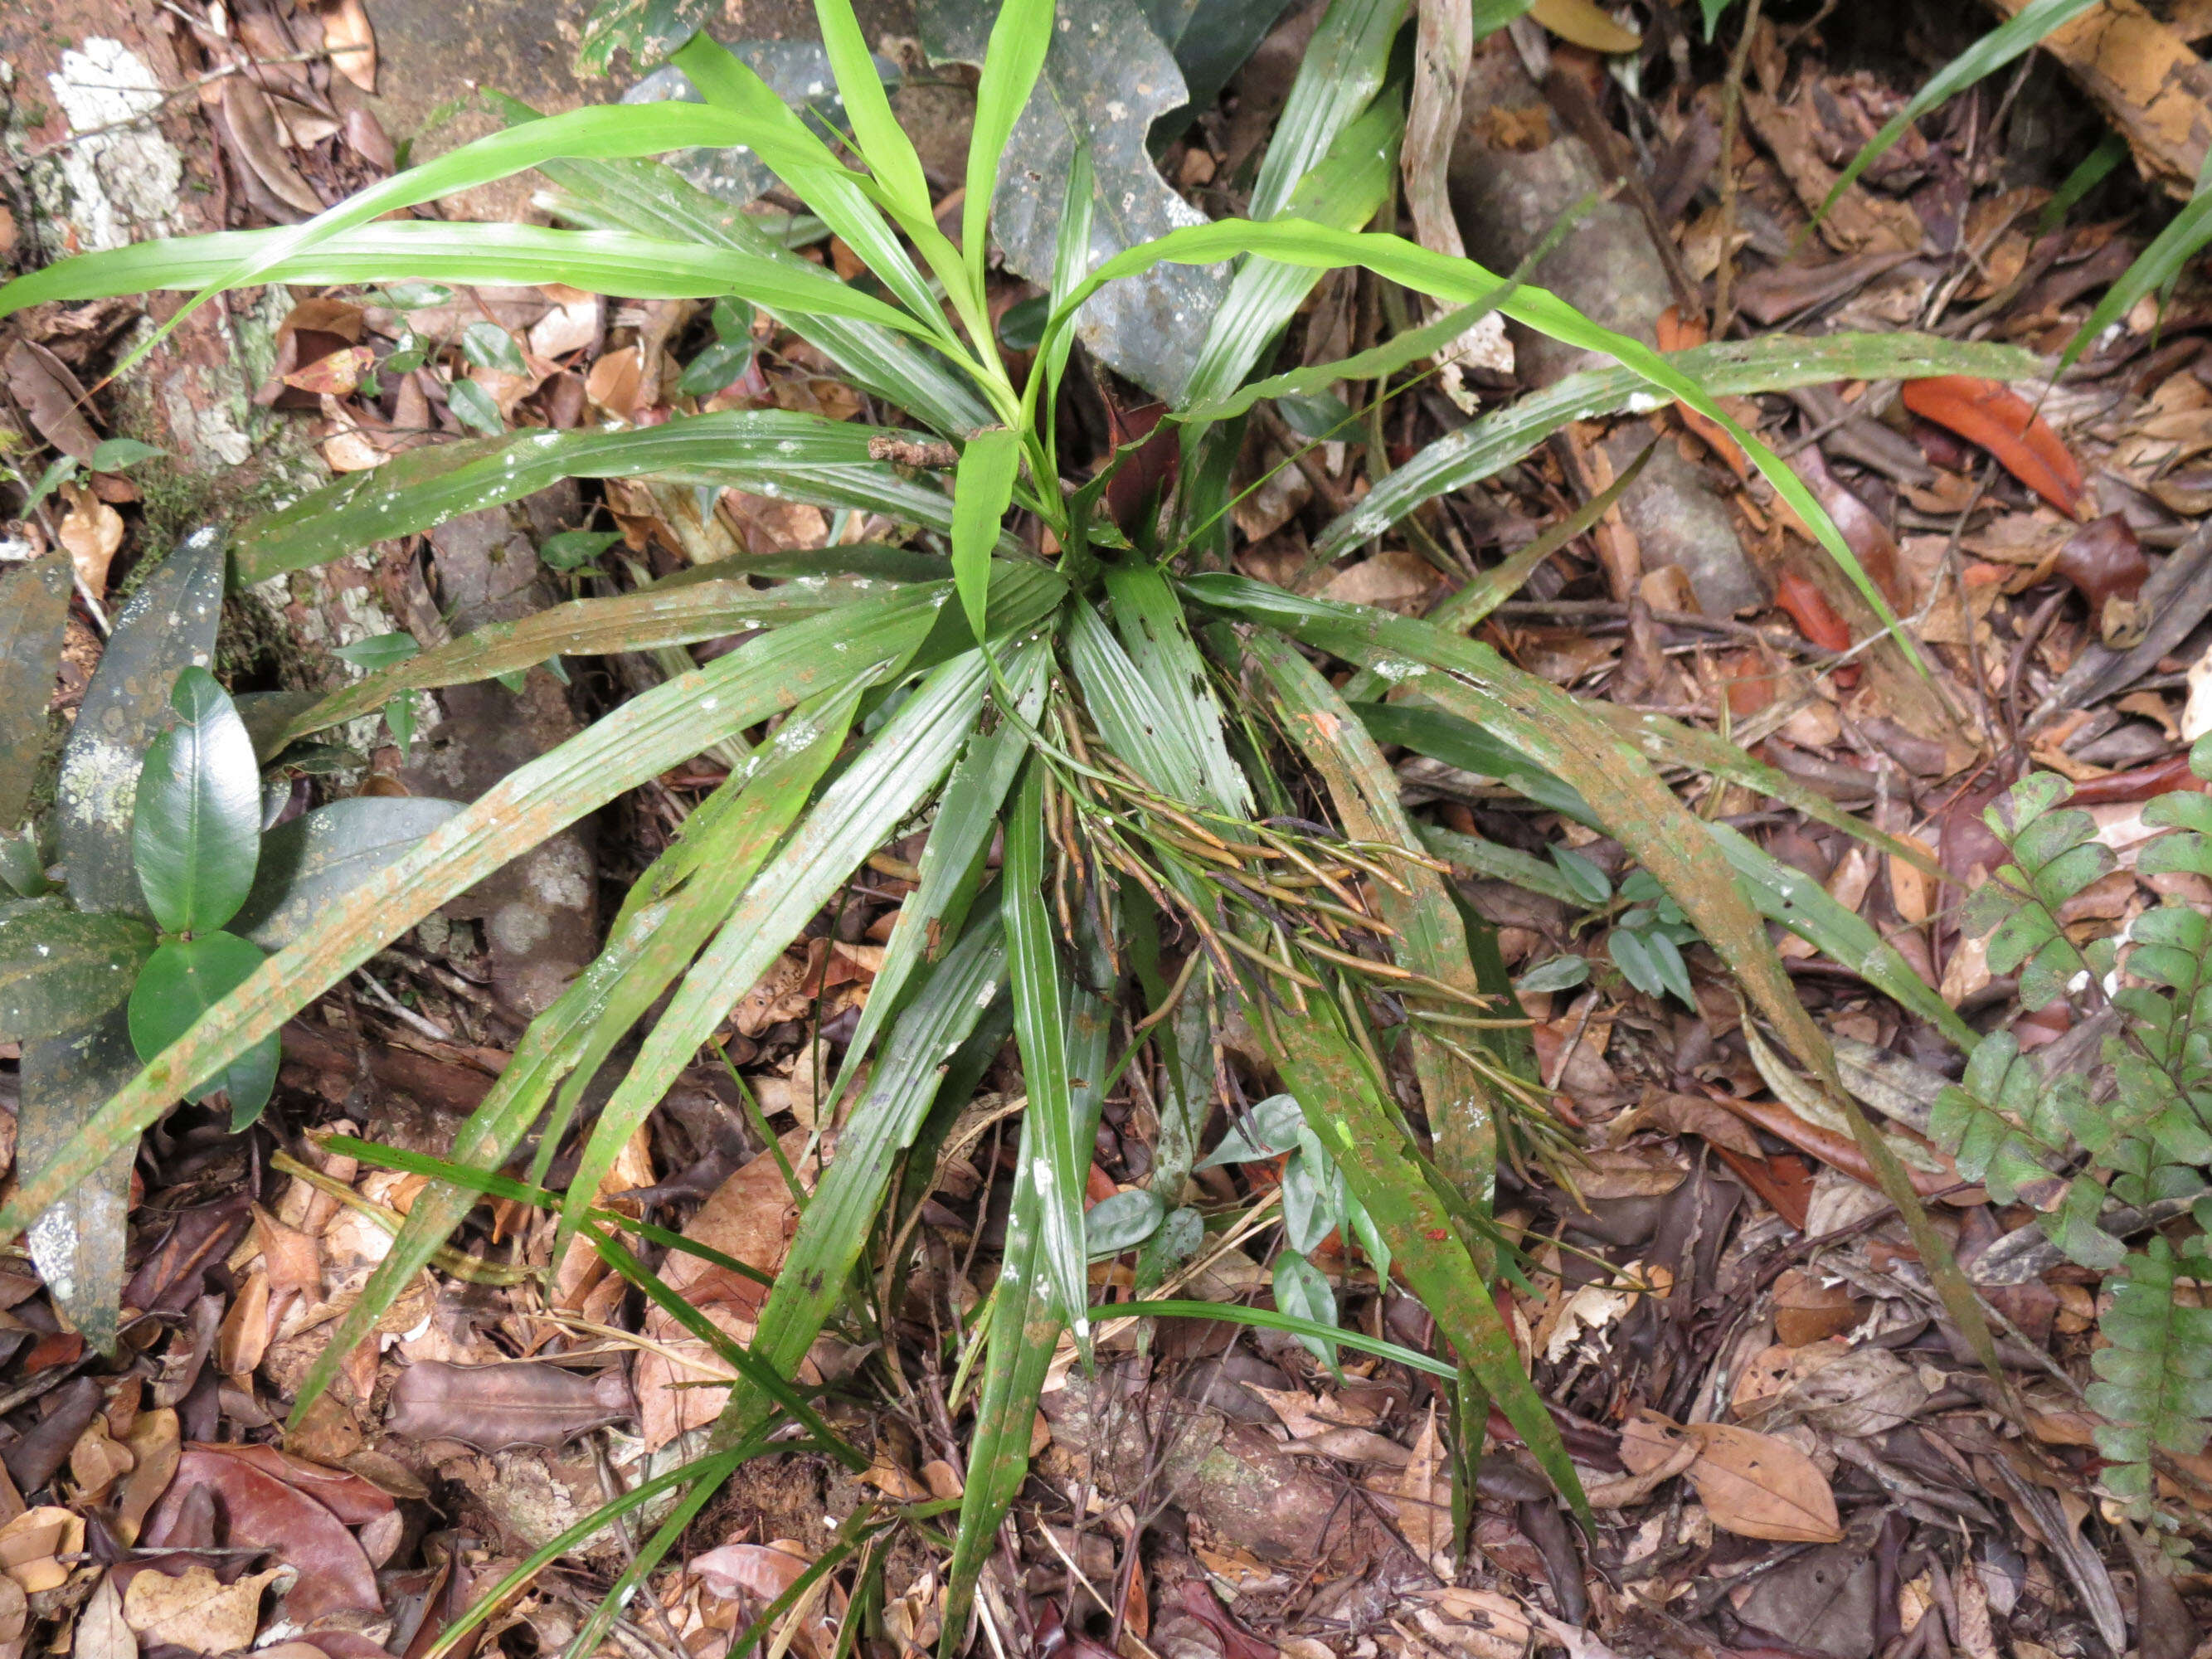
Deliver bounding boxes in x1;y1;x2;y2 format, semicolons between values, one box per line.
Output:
1450;38;1763;615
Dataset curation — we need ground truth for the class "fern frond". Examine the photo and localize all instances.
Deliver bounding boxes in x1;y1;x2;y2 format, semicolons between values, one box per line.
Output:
1963;774;2112;1010
2084;1238;2212;1514
1928;1032;2070;1204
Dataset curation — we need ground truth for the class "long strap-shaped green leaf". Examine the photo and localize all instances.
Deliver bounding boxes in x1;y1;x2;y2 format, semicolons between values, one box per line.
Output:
232;414;1028;585
1057;223;1996;669
954;430;1023;640
712;901;1009;1447
1186;573;2013;1385
1247;630;1505;1208
1100;559;1253;817
668;36;954;354
1179;95;1403;410
1251;969;1589;1524
269;576;898;746
0;585;950;1257
941;970;1113;1654
0;101;885;362
1305;331;2040;568
554;648;999;1259
1002;761;1095;1340
963;0;1056;295
831;642;1050;1094
0;223;920;337
287;687;868;1421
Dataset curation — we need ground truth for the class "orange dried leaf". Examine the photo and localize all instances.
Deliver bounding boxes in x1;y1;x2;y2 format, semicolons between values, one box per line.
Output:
1900;376;2085;518
1772;570;1852;653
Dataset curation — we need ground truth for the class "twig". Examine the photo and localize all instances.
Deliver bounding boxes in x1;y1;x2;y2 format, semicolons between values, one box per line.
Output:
16;48;341;161
1711;0;1767;338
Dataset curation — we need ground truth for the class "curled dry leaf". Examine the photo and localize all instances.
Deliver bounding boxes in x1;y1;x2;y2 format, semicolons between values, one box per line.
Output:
1899;377;2086;518
2;338;99;462
383;1359;633;1449
2054;513;2150;647
218;78;326;221
316;0;376;92
57;480;124;596
284;347;377;399
1527;0;1640;52
121;1565;281;1656
0;1507;83;1593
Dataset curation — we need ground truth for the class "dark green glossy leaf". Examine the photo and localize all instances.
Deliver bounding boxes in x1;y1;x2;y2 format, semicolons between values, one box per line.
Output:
0;555;71;829
445;378;504;436
1271;1248;1338;1365
0;910;155;1041
1086;1187;1164;1255
997;294;1049;351
577;0;712;72
461;320;527;374
676;335;756;396
132;667;261;937
57;528;227;917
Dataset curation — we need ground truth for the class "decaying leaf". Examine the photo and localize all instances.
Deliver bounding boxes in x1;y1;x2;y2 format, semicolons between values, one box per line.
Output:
121;1565;282;1655
56;481;124;596
141;1446;382;1621
316;0;377;92
1682;1422;1844;1543
383;1359;634;1449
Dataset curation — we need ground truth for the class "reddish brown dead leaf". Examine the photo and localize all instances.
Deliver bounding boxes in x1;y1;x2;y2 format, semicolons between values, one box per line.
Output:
1791;445;1905;609
3;338;99;462
1641;1090;1762;1156
1772;569;1852;653
2054;513;2149;645
1771;1267;1863;1345
383;1360;632;1449
141;1447;381;1621
1683;1422;1844;1542
1900;377;2086;518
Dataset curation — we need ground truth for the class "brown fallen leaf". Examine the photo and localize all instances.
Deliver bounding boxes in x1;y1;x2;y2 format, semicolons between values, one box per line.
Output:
217;78;325;221
1900;377;2087;518
1527;0;1639;51
1683;1422;1843;1542
74;1574;129;1659
114;1409;179;1546
1771;1267;1863;1346
0;1507;82;1594
1641;1091;1763;1157
384;1359;633;1449
284;346;377;398
122;1564;281;1655
2;338;98;461
316;0;376;92
1393;1405;1452;1567
141;1447;381;1621
2055;513;2150;645
57;479;124;596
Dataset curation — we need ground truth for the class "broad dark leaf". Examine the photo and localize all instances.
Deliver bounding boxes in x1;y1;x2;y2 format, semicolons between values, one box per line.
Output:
0;909;155;1041
56;528;227;917
0;555;70;829
1143;0;1301;124
126;931;275;1109
20;1008;139;1352
132;667;262;937
920;0;1226;399
231;797;465;951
